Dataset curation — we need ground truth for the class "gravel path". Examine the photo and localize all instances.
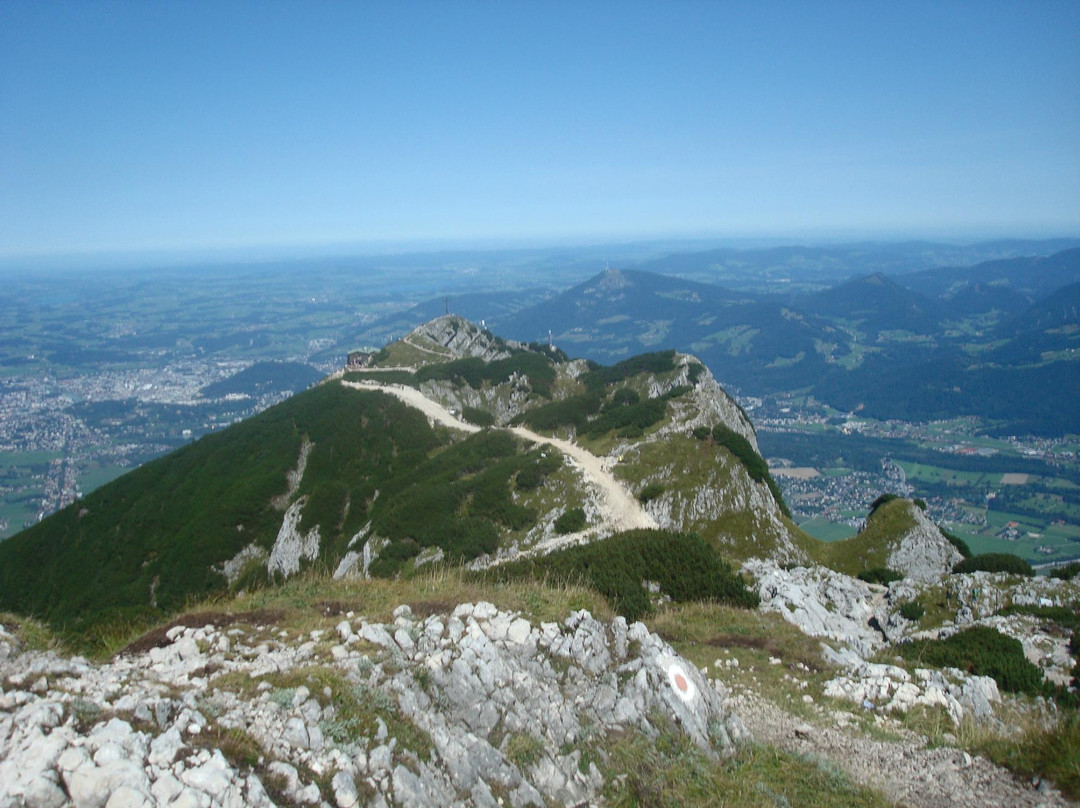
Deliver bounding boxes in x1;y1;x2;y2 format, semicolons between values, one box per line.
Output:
340;380;657;553
731;690;1072;808
402;334;455;359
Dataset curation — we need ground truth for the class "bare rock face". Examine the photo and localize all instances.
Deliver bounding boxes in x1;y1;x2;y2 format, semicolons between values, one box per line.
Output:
0;606;746;808
626;358;807;564
267;497;321;578
823;660;1000;726
679;362;759;450
886;505;964;583
743;559;886;658
410;316;523;362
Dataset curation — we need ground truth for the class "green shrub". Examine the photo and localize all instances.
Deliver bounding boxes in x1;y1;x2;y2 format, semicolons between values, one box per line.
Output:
367;538;421;578
710;423;791;518
1050;562;1080;581
485;529;760;621
686;362;705;385
514;452;562;491
899;601;925;621
581;351;678;393
366;430;542;574
554;508;587;535
661;384;693;400
868;493;900;516
897;626;1044;695
461;406;496;427
952;553;1034;576
585;397;667;439
858;567;903;585
941;528;973;559
995;604;1080;634
512;394;601;431
299;481;349;537
416;351;557;398
638;482;665;504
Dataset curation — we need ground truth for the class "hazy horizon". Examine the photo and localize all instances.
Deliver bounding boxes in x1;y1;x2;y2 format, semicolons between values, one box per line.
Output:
2;1;1078;259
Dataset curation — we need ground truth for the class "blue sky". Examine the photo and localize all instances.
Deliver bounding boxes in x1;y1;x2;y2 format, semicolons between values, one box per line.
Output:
1;0;1078;257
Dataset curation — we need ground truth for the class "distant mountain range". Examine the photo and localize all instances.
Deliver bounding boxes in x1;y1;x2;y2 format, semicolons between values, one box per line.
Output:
894;247;1080;301
364;247;1080;435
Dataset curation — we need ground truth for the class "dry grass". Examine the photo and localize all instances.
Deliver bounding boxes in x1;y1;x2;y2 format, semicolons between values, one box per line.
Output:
99;566;613;661
0;611;59;652
645;600;825;673
604;717;890;808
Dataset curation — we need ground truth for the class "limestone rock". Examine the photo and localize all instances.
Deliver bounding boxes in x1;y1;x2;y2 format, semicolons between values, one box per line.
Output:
885;505;964;582
744;559;885;657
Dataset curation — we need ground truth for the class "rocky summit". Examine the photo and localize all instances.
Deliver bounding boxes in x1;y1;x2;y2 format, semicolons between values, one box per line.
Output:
0;604;744;808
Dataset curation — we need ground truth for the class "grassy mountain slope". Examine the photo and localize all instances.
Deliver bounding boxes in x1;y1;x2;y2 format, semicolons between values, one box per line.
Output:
0;383;445;635
942;281;1033;319
997;281;1080;336
6;316;970;643
381;320;809;563
806;497;948;576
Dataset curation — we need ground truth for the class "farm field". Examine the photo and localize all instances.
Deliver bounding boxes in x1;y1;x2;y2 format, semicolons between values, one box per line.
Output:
797;516;857;542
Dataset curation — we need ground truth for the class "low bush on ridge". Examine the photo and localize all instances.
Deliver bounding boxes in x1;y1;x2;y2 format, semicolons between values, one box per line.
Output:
483;529;759;621
857;567;902;585
952;553;1034;576
897;626;1043;695
553;508;587;535
898;601;925;621
701;423;791;518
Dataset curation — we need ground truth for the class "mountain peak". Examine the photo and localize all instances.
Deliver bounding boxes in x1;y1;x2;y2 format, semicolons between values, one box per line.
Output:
407;315;523;362
594;267;631;293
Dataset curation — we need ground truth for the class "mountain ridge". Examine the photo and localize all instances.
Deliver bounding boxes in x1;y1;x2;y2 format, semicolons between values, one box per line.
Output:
0;316;807;642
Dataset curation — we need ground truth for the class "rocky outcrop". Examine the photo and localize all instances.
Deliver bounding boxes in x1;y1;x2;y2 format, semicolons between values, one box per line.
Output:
410;316;522;362
743;559;887;658
0;605;745;808
665;361;758;450
622;359;805;564
644;459;804;563
822;654;1001;726
267;497;321;578
270;439;312;511
911;571;1080;686
885;506;964;582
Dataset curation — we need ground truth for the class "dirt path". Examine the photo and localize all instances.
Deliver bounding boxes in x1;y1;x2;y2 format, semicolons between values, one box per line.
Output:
340;380;657;553
402;335;455;360
731;690;1071;808
509;425;657;532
